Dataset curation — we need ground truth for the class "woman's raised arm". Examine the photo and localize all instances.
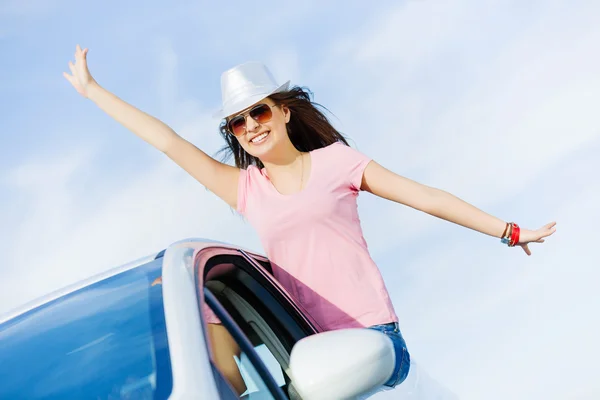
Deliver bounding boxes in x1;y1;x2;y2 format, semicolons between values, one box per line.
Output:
63;45;240;208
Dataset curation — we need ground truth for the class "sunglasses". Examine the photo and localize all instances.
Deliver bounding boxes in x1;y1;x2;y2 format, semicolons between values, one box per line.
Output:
227;103;278;137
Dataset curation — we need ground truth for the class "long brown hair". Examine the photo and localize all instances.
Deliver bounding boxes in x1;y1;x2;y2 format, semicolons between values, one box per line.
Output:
216;86;349;169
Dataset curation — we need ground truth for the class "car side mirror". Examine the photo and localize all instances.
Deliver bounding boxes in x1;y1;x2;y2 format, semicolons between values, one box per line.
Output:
289;329;395;399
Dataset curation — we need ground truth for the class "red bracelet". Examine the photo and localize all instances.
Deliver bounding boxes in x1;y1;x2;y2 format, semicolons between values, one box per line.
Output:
509;223;520;246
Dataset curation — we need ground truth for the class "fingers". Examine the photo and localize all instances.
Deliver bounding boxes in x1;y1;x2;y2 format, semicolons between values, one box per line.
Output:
63;71;83;95
515;221;555;254
530;221;557;241
68;61;76;76
65;45;90;97
62;71;73;83
70;45;89;74
541;225;557;238
71;44;88;60
81;48;89;68
63;71;78;88
74;44;87;62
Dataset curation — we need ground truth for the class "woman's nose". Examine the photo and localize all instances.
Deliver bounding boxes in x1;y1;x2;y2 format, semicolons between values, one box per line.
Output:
245;116;260;132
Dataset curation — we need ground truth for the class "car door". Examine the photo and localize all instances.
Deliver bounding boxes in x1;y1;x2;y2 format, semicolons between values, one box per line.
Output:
193;246;321;399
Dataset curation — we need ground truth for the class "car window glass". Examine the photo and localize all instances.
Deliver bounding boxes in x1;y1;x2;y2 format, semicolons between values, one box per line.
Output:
0;258;172;400
234;351;277;399
204;278;293;395
237;344;286;392
204;304;281;399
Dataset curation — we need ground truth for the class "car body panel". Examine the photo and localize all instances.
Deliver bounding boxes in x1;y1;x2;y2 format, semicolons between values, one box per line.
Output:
160;240;219;399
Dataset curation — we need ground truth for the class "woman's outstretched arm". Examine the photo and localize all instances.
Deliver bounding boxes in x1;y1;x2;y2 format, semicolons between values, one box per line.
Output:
63;45;240;208
361;161;556;255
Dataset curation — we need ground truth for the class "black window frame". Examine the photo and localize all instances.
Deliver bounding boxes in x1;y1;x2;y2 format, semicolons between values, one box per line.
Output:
202;253;318;341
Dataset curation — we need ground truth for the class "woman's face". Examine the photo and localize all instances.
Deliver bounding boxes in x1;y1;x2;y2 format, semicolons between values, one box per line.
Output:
227;97;291;159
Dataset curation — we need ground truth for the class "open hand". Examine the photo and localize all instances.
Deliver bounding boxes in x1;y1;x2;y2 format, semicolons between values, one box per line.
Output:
518;222;557;256
63;44;96;97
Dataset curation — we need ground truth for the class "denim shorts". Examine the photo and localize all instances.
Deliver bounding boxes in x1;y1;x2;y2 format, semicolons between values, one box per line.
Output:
368;322;411;388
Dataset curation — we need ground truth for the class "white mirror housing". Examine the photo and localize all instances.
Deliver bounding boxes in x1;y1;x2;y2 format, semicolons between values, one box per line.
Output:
289;328;395;400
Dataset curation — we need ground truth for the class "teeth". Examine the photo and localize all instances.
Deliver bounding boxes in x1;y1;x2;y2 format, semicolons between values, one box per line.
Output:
251;132;269;143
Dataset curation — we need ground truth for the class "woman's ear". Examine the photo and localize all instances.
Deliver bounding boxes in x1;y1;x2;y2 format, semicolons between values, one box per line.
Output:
282;105;291;123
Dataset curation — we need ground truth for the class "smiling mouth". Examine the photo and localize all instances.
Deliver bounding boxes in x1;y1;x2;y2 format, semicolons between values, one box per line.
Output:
250;131;270;144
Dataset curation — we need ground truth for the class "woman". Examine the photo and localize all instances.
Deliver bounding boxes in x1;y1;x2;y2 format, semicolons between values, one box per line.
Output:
64;45;556;392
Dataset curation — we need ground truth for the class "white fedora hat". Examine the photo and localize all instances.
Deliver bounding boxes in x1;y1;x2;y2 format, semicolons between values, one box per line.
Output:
213;61;290;119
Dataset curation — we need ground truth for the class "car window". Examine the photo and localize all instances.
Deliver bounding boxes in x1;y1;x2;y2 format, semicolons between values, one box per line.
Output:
0;257;172;400
197;251;317;400
203;289;287;400
235;331;287;395
204;289;289;399
236;345;281;399
246;344;286;387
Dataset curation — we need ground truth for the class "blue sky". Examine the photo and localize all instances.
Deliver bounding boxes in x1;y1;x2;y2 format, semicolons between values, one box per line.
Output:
1;1;599;399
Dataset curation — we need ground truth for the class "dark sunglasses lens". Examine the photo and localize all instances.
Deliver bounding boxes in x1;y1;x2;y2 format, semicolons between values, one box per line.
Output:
250;104;273;123
228;116;246;136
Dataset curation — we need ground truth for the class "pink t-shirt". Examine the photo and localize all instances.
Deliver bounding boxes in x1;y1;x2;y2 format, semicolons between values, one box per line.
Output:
237;142;398;331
